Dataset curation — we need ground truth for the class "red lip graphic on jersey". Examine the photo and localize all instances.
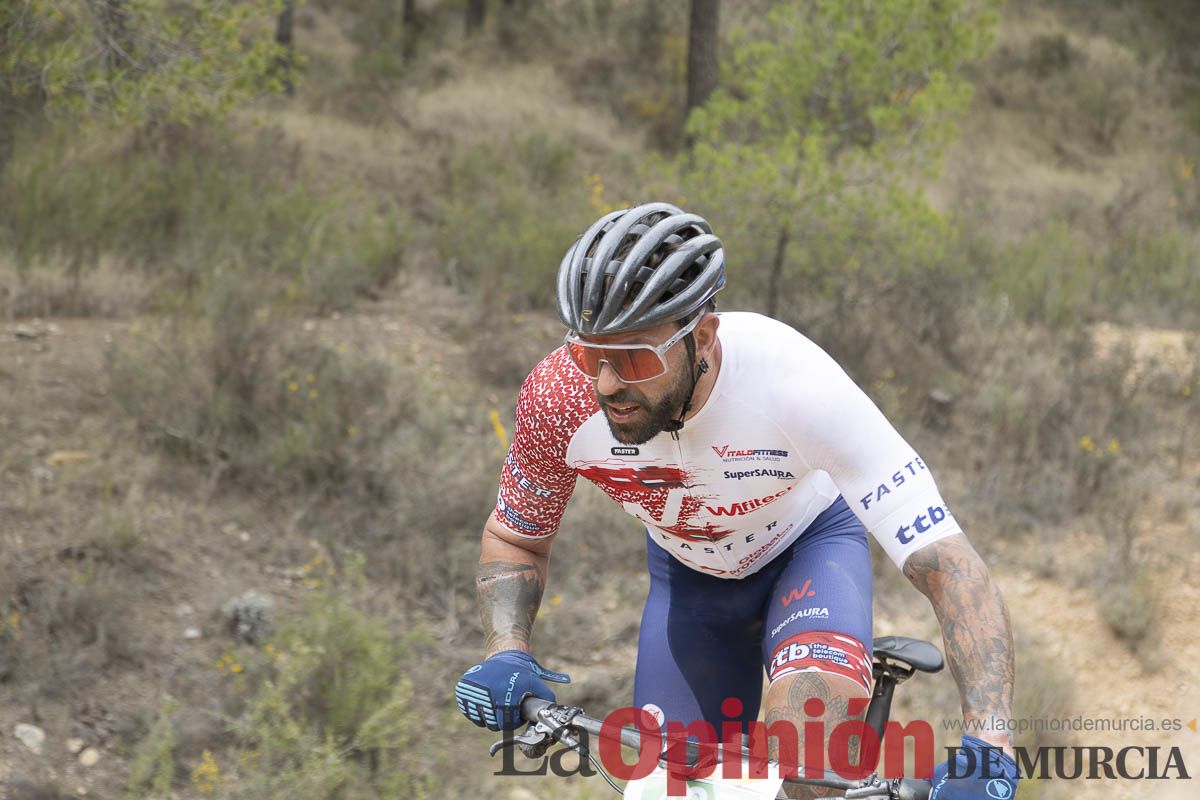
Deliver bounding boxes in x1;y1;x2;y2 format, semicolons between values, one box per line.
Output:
660;522;736;542
576;463;691;491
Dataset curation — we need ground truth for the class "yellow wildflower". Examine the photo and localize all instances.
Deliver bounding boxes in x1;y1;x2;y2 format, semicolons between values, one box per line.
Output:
191;749;221;795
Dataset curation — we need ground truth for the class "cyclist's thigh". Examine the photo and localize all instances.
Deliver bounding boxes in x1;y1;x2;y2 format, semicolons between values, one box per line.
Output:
634;532;770;729
762;496;874;694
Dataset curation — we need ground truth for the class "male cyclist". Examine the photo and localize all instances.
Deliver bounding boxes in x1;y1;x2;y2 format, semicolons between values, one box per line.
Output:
456;203;1019;799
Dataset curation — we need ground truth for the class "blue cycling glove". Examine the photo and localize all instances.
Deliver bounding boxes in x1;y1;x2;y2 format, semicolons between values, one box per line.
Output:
455;650;571;731
930;735;1019;800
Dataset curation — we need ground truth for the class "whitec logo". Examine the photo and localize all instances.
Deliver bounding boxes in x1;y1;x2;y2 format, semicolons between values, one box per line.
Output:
706;487;792;517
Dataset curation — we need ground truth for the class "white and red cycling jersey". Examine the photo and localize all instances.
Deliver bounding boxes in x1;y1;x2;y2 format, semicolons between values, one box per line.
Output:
493;312;961;577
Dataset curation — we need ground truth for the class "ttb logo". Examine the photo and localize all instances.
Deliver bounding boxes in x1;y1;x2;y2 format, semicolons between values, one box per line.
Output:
894;505;948;545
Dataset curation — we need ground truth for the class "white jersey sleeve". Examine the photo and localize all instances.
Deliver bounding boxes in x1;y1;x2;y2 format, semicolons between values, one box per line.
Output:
767;324;963;567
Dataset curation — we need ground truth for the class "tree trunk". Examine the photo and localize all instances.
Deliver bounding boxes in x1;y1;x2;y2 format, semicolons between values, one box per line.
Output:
99;0;132;71
686;0;720;114
465;0;487;35
275;0;295;96
766;223;790;318
638;0;663;70
498;0;529;50
403;0;420;63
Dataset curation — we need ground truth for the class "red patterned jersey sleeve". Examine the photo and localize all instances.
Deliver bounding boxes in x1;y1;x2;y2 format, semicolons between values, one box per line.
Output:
492;347;597;538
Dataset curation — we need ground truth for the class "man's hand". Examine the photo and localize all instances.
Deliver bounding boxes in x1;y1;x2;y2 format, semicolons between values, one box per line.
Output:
455;650;571;731
929;735;1019;799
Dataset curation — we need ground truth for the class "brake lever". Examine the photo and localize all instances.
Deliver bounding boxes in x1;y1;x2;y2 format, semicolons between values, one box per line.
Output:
489;724;556;759
841;774;892;798
489;703;587;760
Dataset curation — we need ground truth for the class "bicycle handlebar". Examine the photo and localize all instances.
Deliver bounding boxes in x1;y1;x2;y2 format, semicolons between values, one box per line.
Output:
519;697;931;800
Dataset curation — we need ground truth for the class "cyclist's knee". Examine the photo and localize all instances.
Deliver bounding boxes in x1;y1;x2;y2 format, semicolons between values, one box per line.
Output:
764;669;869;722
764;671;870;800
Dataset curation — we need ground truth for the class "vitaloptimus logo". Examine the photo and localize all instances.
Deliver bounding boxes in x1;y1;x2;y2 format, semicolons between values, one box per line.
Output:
706;487;792;517
711;445;789;461
895;505;949;545
859;457;928;510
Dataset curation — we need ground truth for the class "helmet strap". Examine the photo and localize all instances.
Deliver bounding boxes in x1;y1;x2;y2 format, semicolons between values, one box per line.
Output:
665;333;704;439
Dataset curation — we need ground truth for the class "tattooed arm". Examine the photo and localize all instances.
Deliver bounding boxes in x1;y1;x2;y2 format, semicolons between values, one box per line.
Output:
477;518;554;657
903;533;1016;757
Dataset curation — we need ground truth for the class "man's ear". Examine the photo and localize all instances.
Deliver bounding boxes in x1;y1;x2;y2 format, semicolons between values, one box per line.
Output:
695;312;720;359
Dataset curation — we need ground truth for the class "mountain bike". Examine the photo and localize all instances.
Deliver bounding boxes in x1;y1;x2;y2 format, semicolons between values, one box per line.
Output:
490;635;944;799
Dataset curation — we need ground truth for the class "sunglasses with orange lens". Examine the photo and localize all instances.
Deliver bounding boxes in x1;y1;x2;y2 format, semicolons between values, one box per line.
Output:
564;313;702;384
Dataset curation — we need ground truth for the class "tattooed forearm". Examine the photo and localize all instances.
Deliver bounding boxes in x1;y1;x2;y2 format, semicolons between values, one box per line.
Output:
476;559;546;656
904;534;1015;744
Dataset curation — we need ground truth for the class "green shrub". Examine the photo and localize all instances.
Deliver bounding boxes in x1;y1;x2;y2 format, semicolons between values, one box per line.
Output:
6;558;148;680
1101;229;1200;326
982;219;1200;329
0;252;150;318
106;288;402;497
105;278;499;601
125;696;178;799
677;0;1000;357
436;132;596;310
986;221;1096;327
1097;560;1163;669
227;557;444;798
1;0;287;126
0;123;406;317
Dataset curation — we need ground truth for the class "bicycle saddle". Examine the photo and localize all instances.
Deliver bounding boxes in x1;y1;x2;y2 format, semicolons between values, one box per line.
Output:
873;635;944;674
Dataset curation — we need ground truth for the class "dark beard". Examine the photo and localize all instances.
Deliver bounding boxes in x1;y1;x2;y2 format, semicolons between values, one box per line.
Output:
597;366;692;445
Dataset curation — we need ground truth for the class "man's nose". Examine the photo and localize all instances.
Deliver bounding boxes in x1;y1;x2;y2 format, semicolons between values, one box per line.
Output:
595;360;628;396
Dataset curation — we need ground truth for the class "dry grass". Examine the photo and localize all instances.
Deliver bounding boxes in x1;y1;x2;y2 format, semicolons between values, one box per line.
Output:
0;254;153;319
936;2;1200;245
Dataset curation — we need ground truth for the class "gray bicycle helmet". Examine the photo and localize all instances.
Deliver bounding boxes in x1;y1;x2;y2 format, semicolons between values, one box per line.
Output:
556;202;725;334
